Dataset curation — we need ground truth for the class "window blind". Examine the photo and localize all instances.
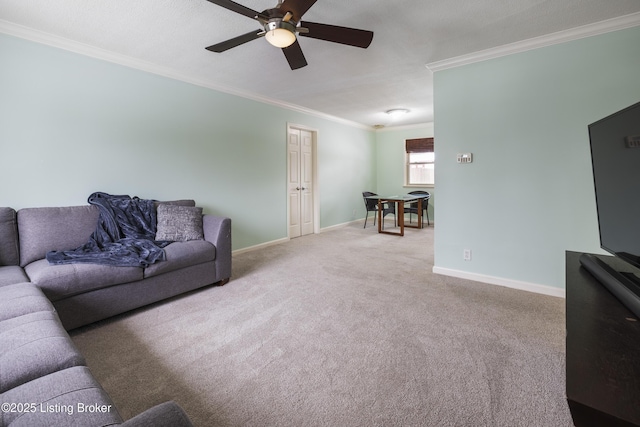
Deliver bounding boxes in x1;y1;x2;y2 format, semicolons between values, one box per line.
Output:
405;138;434;153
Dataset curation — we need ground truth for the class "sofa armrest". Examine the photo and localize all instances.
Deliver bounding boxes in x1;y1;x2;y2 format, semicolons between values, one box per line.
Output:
202;214;231;283
120;401;194;427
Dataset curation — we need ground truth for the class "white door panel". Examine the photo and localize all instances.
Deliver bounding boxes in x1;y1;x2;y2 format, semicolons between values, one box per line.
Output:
288;127;315;238
288;130;301;238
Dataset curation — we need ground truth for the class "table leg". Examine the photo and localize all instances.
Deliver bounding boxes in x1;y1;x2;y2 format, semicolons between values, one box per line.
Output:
398;201;404;236
403;198;423;231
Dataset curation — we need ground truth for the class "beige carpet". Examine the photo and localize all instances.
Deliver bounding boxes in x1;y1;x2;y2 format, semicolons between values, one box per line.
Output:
70;221;573;426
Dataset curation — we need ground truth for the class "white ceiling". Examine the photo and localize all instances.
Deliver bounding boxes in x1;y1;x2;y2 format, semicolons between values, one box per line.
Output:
2;0;640;128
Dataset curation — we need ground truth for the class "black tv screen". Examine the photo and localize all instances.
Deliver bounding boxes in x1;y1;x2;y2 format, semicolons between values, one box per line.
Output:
588;101;640;269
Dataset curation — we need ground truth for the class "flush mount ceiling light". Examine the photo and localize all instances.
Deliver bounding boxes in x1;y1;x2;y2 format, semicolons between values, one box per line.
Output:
386;108;410;117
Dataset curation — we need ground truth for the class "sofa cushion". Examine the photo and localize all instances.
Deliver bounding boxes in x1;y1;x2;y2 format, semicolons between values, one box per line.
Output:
0;207;19;266
155;205;204;242
0;283;56;322
0;366;123;427
17;206;99;267
25;260;143;302
144;240;215;278
0;266;29;287
0;311;86;393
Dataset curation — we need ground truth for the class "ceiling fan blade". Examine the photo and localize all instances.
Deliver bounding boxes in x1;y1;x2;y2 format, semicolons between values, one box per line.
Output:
206;30;264;53
205;0;266;20
299;21;373;48
279;0;318;22
282;40;307;70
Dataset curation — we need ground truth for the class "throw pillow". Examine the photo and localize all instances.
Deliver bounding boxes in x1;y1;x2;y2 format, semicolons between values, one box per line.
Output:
155;205;204;242
154;199;196;208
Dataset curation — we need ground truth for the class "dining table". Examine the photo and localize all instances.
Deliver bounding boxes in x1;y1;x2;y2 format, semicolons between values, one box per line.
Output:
364;194;427;236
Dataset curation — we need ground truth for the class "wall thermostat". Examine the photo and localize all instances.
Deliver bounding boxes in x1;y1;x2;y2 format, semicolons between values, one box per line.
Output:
626;135;640;148
457;153;473;163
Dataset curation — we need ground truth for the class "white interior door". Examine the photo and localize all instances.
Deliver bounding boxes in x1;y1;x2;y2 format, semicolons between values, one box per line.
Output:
288;127;314;238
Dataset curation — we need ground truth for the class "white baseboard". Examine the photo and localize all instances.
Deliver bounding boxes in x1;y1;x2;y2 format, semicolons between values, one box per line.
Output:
232;220;363;255
432;266;566;298
232;237;289;256
320;219;364;233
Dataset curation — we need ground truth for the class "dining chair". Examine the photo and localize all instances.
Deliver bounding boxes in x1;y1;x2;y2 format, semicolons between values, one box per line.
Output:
406;191;430;227
362;192;396;229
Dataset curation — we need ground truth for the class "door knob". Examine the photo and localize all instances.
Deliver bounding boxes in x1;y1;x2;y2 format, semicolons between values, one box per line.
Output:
296;187;301;190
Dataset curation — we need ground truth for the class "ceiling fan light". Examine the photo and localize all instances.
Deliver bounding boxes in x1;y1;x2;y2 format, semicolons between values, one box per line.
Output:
265;26;296;48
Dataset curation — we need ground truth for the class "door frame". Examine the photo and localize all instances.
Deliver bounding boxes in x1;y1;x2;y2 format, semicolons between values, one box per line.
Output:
287;122;320;238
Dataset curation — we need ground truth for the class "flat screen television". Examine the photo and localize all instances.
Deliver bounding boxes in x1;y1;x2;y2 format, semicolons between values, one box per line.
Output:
581;100;640;318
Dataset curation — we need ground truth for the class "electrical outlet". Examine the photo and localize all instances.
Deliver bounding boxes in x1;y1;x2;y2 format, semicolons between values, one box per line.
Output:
463;249;472;261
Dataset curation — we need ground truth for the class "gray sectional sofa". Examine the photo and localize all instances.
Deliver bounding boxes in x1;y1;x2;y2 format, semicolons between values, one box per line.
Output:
0;200;232;426
1;282;194;426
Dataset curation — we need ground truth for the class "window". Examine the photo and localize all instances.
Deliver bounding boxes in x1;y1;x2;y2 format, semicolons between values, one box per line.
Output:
405;138;434;186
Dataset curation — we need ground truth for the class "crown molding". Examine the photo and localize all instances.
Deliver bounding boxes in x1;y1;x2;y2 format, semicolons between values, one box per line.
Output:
0;19;372;131
426;11;640;72
375;122;434;133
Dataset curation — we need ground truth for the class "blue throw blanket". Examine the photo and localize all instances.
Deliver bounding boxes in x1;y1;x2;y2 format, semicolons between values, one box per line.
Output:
46;192;168;267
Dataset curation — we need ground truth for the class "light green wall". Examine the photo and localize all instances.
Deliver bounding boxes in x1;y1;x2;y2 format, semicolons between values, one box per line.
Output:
0;33;377;250
433;26;640;289
375;124;435;221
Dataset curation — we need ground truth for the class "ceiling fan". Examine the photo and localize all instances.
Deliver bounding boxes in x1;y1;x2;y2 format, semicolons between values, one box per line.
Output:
204;0;374;70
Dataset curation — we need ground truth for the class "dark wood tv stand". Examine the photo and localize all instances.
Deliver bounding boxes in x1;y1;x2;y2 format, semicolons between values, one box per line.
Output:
566;251;640;427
